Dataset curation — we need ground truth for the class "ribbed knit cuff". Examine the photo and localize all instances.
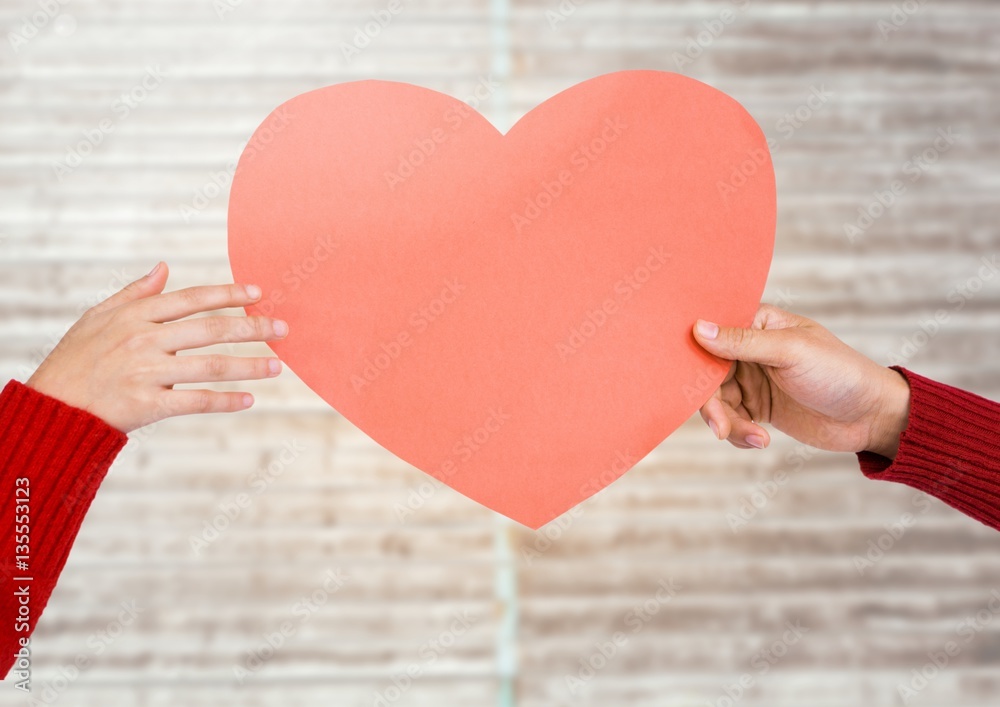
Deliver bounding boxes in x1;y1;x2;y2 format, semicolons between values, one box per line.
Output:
0;379;127;673
858;367;1000;531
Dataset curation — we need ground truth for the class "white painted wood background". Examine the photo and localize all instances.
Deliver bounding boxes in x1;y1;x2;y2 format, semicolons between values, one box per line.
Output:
1;0;999;705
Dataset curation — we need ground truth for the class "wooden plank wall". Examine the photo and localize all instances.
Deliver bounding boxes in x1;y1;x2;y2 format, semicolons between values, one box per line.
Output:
0;0;998;705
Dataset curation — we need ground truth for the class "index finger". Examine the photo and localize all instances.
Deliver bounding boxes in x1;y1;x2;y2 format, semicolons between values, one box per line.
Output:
135;284;262;323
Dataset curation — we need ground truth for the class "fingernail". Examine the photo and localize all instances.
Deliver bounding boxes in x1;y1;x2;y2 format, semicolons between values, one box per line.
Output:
242;394;254;408
273;320;289;337
696;320;719;340
746;434;765;449
709;420;720;440
145;262;161;278
268;358;281;375
245;284;262;300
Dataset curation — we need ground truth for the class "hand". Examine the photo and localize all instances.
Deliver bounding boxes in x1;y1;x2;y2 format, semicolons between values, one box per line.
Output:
27;262;288;433
692;304;911;458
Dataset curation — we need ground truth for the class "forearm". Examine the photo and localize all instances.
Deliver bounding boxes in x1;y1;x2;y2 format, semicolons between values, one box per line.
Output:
0;380;126;679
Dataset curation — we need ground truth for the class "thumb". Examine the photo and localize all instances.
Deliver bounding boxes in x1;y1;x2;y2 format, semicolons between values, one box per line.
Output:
693;318;792;368
88;262;169;315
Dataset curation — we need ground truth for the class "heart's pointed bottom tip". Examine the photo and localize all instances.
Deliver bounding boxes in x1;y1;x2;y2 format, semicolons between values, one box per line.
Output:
503;511;565;531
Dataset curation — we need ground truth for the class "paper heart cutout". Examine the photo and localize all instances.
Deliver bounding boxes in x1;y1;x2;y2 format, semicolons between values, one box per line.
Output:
228;71;774;528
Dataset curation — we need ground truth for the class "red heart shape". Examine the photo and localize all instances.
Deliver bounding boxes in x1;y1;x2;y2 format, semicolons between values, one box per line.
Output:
229;71;774;528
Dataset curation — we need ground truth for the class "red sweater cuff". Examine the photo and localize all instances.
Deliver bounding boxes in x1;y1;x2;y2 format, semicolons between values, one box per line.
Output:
858;367;1000;531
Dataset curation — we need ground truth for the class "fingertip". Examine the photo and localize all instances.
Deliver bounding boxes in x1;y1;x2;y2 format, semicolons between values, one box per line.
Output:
241;394;254;409
745;434;766;449
702;397;732;440
148;261;169;281
138;261;168;296
715;415;733;441
694;319;720;341
245;284;262;301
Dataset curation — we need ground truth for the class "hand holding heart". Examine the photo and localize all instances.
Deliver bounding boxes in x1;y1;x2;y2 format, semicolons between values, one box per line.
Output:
693;304;911;459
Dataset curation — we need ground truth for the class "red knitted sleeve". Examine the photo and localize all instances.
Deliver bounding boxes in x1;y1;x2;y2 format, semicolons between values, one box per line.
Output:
858;366;1000;531
0;380;127;681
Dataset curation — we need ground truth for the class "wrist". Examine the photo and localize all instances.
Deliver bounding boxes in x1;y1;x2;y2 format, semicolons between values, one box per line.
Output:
866;368;911;459
25;367;69;408
25;367;56;399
